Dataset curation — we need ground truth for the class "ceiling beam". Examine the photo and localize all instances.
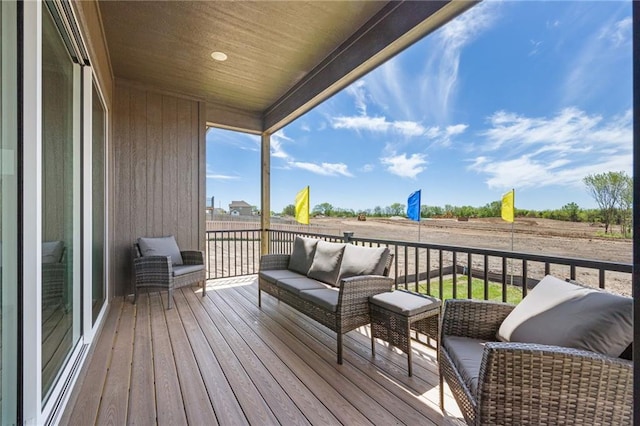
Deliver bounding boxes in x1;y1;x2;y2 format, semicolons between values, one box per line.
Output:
262;0;477;133
206;102;263;135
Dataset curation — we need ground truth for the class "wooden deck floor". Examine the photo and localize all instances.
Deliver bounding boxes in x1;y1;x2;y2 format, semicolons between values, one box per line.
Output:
61;276;465;425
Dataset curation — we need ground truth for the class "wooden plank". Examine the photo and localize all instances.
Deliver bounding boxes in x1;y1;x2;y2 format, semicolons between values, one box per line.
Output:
161;95;178;237
64;278;466;426
130;86;148;239
229;282;435;425
162;290;217;425
173;290;249;425
148;292;187;425
193;288;344;426
146;91;164;237
197;292;309;425
180;290;279;425
112;84;132;296
96;299;136;425
204;287;375;425
127;293;157;425
66;300;123;426
175;98;192;249
197;102;206;251
243;286;443;423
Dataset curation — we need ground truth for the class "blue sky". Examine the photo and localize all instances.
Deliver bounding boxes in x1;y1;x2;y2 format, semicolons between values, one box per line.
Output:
206;1;632;214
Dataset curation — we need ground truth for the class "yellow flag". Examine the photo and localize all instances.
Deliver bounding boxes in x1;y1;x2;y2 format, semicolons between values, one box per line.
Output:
501;189;514;223
294;186;310;225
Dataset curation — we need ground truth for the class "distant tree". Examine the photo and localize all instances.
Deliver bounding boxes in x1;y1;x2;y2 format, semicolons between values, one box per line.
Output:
561;202;580;222
583;171;628;233
312;202;334;216
619;174;633;237
477;201;500;218
282;204;295;217
389;203;405;216
373;206;383;217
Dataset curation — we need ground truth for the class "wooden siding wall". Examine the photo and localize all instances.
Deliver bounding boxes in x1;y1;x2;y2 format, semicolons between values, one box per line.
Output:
111;82;205;297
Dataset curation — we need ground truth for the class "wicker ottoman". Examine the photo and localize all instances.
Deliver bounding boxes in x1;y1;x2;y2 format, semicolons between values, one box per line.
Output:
370;290;441;376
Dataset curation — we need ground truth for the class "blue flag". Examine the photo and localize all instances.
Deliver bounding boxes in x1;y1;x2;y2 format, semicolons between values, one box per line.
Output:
407;190;421;221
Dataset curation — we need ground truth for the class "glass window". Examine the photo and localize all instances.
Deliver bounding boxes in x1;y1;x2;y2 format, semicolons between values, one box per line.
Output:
0;1;18;423
92;83;105;324
41;5;82;402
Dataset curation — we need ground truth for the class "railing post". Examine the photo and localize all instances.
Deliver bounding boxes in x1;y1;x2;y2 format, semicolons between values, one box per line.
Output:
343;231;354;243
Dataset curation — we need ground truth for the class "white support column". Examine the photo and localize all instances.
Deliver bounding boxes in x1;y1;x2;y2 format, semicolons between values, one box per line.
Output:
22;1;43;423
260;132;270;255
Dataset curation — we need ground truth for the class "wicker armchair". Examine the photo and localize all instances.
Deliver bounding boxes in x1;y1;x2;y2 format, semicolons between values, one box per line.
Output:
132;242;206;309
439;298;633;425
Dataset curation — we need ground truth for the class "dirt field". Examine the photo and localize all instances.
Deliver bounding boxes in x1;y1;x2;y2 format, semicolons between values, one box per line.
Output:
309;216;632;295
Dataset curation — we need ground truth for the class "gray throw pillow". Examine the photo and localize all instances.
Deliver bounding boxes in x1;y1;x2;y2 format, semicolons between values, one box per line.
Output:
288;237;319;275
42;241;64;264
497;275;633;357
337;244;390;282
138;235;184;265
307;240;346;286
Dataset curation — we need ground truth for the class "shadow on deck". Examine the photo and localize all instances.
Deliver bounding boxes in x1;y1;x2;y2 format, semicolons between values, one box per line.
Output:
61;276;465;425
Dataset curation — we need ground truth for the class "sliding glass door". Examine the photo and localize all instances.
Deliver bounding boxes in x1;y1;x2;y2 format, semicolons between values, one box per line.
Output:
92;82;106;324
41;4;82;403
0;1;18;423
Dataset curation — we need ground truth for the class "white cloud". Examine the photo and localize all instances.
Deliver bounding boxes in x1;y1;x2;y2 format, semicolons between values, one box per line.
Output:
446;124;468;137
529;39;542;56
300;123;311;132
599;17;631;47
562;13;631;105
271;130;292;159
380;152;427;179
419;1;500;123
331;114;468;144
360;164;375;173
346;80;368;115
481;107;630;153
469;108;632;190
206;173;240;180
332;115;391;133
290;161;353;177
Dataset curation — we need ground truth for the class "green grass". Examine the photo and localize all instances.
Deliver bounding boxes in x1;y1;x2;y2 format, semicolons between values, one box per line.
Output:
402;275;523;305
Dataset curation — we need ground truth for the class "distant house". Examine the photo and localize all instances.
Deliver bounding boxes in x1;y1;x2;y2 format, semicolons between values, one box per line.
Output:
229;200;253;216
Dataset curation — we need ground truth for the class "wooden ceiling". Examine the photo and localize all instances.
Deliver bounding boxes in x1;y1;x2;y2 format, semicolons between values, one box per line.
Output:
98;1;475;134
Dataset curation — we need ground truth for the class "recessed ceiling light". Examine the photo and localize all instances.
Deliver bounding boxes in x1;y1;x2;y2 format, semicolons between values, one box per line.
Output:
211;51;228;62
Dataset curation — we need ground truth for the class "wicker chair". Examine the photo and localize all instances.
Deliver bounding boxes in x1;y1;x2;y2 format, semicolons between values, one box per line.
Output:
439;298;633;425
132;242;206;309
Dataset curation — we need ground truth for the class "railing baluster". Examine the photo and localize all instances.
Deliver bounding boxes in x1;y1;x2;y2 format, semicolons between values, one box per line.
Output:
394;245;399;290
452;251;457;299
415;246;420;293
438;250;443;300
426;248;431;296
483;254;489;301
502;257;507;303
467;252;472;299
522;260;528;298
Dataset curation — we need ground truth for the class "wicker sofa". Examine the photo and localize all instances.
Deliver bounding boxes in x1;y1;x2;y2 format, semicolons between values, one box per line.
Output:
132;236;206;309
439;275;633;425
259;236;394;364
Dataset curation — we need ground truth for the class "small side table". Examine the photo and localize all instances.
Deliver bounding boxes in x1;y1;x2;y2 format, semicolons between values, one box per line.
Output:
369;290;441;376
